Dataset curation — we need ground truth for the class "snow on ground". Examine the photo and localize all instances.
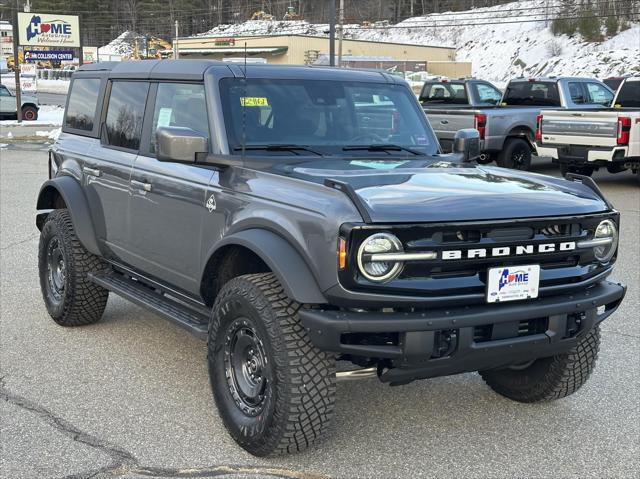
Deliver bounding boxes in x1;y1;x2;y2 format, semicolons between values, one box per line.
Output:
0;105;64;126
98;31;147;57
201;0;639;83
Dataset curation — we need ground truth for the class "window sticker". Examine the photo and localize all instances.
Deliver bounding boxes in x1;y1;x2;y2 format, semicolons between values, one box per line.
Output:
240;97;269;107
350;160;409;170
157;107;173;127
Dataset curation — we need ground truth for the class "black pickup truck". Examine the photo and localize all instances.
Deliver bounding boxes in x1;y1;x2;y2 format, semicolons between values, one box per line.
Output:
37;60;626;456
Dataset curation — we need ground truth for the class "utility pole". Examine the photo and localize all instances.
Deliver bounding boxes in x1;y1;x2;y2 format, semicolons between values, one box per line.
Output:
337;0;344;67
12;0;22;122
174;21;179;59
328;0;335;66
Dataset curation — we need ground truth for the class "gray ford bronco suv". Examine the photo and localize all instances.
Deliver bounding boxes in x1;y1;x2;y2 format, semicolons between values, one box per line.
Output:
37;60;626;456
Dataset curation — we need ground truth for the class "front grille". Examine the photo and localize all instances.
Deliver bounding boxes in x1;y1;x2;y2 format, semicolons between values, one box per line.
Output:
341;213;616;300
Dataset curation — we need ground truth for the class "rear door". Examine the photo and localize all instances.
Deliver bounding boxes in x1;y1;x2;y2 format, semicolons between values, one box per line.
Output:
127;82;214;293
85;80;149;262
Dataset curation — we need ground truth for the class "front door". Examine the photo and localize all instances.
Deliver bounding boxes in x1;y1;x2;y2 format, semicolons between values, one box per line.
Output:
127;82;214;293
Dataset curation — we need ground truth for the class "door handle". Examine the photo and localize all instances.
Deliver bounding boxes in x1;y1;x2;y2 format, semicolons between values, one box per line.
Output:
131;180;152;192
440;119;449;124
82;166;101;177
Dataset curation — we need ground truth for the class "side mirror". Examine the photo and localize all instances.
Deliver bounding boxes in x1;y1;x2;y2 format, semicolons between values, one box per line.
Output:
156;126;208;163
452;128;480;161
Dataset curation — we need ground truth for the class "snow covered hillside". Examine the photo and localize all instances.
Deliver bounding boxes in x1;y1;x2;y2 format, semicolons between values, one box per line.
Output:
200;0;639;83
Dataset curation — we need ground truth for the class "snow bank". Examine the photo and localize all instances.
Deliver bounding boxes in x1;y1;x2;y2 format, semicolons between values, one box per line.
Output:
198;0;639;83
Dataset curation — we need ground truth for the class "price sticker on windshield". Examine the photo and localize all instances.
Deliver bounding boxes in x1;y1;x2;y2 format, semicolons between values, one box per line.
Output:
240;97;269;107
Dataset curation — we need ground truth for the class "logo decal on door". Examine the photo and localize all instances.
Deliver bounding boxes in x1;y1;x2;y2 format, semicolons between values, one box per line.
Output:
206;194;217;212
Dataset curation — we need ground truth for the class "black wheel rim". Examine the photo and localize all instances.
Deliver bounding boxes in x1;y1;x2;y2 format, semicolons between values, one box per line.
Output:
46;237;66;302
223;318;269;417
511;146;528;169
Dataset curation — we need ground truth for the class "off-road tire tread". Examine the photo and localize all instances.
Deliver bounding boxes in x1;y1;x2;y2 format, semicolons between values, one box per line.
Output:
39;209;108;326
480;326;600;403
209;272;336;456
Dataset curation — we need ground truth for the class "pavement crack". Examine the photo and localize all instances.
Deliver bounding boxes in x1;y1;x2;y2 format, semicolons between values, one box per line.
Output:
1;385;327;479
0;385;137;479
0;232;39;251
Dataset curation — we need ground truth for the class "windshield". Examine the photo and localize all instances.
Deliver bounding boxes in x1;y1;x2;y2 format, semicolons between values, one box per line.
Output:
503;81;561;106
615;81;640;107
220;78;439;156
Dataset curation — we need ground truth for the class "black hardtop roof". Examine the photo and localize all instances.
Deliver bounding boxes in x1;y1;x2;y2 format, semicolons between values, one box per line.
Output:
77;59;403;83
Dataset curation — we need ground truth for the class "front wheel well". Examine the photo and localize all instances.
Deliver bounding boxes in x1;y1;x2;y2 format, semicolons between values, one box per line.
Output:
200;245;270;307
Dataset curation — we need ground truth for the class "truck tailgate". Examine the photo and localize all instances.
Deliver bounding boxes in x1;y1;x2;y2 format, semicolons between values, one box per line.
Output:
425;111;475;151
541;111;619;147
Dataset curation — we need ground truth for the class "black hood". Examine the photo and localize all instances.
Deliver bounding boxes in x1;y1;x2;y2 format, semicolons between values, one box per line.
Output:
289;161;609;223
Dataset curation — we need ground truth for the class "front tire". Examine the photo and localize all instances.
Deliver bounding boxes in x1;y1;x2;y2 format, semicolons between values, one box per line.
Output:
208;273;336;456
480;326;601;403
497;138;532;170
38;209;109;326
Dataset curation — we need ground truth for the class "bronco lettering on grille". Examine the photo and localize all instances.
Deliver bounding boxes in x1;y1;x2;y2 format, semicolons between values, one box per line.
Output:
442;241;576;260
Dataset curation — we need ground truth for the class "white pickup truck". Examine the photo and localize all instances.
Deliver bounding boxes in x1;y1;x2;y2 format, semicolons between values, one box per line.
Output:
536;77;640;182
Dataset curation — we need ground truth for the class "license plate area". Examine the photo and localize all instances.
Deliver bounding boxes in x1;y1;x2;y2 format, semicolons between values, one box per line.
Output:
486;265;540;303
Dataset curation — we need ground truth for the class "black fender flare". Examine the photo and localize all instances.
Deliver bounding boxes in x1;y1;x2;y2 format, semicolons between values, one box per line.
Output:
36;176;101;256
506;125;535;150
205;229;327;305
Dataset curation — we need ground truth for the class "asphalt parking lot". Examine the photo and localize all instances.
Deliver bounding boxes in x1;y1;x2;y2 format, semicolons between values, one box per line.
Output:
1;144;638;479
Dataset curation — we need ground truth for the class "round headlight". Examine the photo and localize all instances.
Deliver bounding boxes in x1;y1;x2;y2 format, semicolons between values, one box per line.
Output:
593;219;618;263
357;233;403;282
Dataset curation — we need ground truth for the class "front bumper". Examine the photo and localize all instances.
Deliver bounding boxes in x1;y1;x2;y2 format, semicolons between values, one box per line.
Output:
300;280;626;383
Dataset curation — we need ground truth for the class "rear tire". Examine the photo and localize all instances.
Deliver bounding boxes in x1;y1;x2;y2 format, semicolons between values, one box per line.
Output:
38;209;109;326
497;138;532;170
21;105;38;121
208;273;336;456
480;326;600;403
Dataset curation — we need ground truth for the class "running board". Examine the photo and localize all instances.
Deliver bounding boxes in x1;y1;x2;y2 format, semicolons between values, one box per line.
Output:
89;271;209;339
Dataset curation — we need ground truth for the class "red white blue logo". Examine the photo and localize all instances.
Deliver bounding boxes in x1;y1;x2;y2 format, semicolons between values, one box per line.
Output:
498;268;529;291
26;16;72;41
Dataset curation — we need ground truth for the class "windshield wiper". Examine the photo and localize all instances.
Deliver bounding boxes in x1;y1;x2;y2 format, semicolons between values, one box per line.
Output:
233;144;323;156
342;144;424;155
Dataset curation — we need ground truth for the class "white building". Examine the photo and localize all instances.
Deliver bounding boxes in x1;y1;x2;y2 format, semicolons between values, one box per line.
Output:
0;21;13;60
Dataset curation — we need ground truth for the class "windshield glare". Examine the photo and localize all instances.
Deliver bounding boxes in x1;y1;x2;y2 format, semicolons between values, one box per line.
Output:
220;78;438;156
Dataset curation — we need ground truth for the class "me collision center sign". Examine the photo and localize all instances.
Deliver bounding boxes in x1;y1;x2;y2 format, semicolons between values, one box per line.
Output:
17;12;80;47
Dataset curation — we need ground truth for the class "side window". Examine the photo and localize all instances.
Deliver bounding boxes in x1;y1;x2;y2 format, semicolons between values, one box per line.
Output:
104;81;148;150
0;85;11;96
568;82;586;104
65;78;101;131
150;83;208;154
586;83;614;106
474;83;502;104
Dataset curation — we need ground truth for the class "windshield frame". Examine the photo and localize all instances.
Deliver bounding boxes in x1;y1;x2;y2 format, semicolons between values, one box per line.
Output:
218;77;440;158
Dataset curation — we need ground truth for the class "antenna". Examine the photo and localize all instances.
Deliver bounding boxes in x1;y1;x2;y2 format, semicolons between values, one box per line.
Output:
241;42;248;159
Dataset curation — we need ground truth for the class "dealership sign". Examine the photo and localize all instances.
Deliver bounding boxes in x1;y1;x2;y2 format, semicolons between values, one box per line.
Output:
25;49;74;62
18;12;80;47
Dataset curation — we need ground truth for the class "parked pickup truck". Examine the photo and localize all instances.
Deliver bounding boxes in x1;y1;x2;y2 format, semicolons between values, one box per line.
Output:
422;77;615;169
37;61;626;456
536;77;640;181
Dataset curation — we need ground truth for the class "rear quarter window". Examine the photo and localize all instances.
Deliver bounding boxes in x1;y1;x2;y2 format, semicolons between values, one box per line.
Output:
64;78;102;132
615;82;640;108
503;81;561;106
420;83;468;104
